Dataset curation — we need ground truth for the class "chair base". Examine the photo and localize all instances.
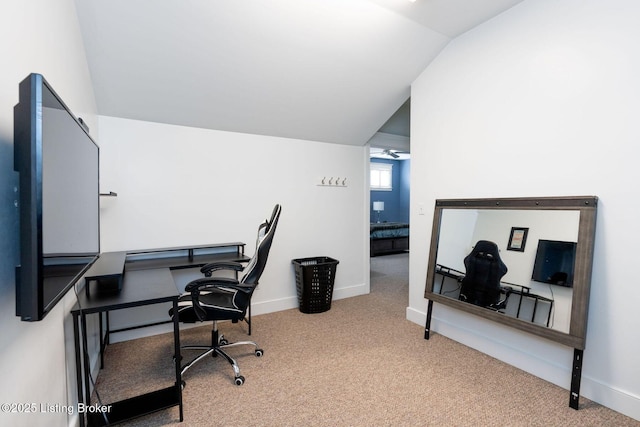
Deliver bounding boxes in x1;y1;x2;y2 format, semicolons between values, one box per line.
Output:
180;322;263;386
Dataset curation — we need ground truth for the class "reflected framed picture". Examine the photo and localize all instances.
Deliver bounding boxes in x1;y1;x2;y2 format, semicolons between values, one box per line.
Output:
507;227;528;252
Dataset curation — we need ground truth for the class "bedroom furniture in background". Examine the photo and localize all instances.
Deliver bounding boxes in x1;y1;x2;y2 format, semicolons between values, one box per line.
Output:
373;201;385;223
370;222;409;256
173;204;281;386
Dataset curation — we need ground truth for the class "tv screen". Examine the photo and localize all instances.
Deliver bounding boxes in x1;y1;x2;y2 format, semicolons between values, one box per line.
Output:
14;73;100;321
531;239;576;287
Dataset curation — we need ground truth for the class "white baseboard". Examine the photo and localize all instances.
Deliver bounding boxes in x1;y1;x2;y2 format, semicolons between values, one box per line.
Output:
334;282;369;299
250;282;368;316
406;305;426;327
109;283;368;342
405;306;640;421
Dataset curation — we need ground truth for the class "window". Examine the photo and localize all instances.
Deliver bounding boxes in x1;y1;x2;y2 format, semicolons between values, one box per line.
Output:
370;162;393;191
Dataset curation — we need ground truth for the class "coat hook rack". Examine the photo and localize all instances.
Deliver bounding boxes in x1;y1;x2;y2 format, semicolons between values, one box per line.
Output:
317;176;348;187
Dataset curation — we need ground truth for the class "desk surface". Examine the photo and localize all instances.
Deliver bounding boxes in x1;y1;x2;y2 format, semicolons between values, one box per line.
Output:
125;250;249;272
125;241;245;255
74;242;248;314
72;268;178;314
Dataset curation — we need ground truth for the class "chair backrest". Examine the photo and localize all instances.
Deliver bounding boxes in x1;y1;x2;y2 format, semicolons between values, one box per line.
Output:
240;204;282;286
460;240;507;306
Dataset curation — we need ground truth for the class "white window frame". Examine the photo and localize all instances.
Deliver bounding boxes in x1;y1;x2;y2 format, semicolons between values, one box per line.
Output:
370;162;393;191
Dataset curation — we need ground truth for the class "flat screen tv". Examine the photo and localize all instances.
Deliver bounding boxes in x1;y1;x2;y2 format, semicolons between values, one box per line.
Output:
14;73;100;321
531;239;576;287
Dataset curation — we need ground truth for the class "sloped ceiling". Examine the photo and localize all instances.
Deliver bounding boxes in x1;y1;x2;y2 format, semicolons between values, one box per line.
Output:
75;0;523;145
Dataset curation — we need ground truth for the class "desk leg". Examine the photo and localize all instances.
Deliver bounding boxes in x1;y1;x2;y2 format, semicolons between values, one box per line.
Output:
81;313;92;409
99;312;104;369
172;299;184;421
99;311;111;369
424;300;433;340
106;311;110;348
569;348;584;410
516;293;524;319
73;313;86;427
531;297;539;323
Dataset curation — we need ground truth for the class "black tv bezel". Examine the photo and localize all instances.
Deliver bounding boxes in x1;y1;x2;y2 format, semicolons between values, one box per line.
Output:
531;239;577;287
14;73;100;321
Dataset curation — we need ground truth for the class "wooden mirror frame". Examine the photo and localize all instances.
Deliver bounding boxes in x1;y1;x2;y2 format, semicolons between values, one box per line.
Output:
424;196;598;350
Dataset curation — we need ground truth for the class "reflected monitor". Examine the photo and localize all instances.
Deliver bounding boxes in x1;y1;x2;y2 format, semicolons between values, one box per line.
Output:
532;240;576;287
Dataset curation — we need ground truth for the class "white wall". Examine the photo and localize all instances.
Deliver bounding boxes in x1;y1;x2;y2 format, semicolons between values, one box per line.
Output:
98;116;369;337
408;0;640;420
0;1;97;426
7;0;638;423
1;4;369;423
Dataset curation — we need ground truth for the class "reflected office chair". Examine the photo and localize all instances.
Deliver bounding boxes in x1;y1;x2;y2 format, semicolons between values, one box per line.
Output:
459;240;508;309
171;204;281;386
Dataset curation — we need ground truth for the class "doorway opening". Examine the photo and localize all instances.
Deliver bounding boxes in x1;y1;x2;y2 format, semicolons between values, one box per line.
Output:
368;98;410;303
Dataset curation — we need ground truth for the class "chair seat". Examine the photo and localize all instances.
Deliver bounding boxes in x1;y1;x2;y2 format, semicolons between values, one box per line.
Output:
172;288;245;323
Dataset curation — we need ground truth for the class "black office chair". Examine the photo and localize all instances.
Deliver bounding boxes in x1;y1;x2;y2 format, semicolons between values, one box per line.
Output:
459;240;508;309
172;204;281;386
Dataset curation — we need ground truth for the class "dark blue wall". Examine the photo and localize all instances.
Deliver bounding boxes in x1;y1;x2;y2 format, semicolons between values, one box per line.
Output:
370;158;410;223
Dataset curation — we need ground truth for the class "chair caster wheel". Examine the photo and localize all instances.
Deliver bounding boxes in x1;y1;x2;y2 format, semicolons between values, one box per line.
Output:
234;376;245;386
181;380;186;390
255;349;264;357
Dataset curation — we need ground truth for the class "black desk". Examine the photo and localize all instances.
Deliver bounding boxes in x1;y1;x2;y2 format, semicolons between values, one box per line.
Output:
434;266;554;326
71;242;248;426
501;281;554;327
72;269;183;426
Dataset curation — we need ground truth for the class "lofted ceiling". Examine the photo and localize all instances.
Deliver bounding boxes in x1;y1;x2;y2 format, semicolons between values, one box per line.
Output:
75;0;523;146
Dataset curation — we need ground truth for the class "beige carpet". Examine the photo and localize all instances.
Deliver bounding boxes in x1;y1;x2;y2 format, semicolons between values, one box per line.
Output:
93;253;638;426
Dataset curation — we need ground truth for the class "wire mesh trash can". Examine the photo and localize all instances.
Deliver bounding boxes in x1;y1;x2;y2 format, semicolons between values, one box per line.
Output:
292;257;339;313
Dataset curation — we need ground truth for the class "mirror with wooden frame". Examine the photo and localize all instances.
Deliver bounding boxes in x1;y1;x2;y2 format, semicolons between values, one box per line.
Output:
424;196;597;350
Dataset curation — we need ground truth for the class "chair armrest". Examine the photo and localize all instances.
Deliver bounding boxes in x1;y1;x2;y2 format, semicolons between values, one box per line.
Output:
186;277;238;292
200;261;245;277
185;277;253;294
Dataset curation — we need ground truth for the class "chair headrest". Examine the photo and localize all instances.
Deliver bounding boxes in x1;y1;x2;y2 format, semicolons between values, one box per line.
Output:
264;204;281;234
472;240;500;255
240;204;281;286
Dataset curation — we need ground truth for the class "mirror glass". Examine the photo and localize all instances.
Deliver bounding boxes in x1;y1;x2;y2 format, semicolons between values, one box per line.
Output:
433;209;579;334
424;197;597;349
